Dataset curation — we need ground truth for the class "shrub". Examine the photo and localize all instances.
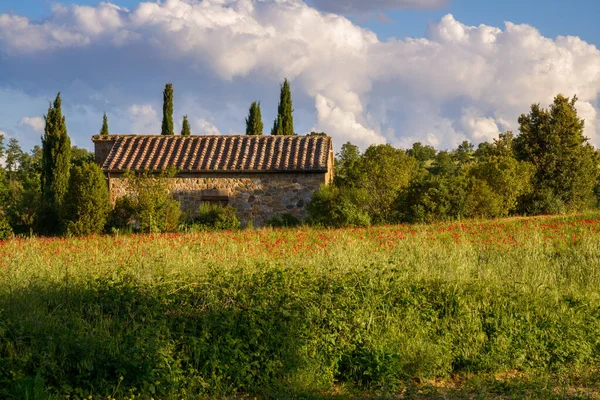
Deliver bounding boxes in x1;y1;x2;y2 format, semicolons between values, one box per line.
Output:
191;202;241;230
267;213;300;228
63;163;111;236
115;169;182;233
107;197;137;233
307;185;370;227
0;211;13;240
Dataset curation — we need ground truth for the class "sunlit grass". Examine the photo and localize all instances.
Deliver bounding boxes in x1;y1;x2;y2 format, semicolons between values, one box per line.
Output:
2;212;600;398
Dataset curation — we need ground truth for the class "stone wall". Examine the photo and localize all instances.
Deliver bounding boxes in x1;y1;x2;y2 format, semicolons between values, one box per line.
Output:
108;172;327;226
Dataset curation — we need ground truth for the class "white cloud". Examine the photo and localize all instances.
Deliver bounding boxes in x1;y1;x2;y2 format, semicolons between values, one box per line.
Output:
19;116;45;133
128;104;160;134
0;1;599;152
308;0;447;13
194;119;221;135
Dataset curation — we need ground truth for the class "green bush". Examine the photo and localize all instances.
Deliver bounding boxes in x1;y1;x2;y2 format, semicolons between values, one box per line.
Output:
113;169;182;233
0;212;12;240
267;213;300;228
63;163;111;236
307;185;370;227
190;202;241;230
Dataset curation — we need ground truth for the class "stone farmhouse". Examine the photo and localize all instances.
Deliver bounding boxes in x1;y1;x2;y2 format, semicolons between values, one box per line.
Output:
92;134;334;226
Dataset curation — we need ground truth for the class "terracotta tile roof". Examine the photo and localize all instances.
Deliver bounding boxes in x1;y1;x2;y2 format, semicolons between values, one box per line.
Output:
92;135;332;173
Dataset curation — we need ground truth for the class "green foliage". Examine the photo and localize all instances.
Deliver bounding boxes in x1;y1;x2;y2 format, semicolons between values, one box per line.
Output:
161;83;174;136
63;163;110;236
0;210;12;239
190;202;241;230
4;216;600;397
4;145;42;235
115;168;181;233
181;115;191;136
400;173;465;223
515;94;598;213
334;142;362;188
70;146;94;167
245;101;263;135
100;112;109;135
307;185;371;227
271;78;294;135
267;213;300;228
357;144;421;223
107;197;136;233
407;142;436;163
41;92;71;235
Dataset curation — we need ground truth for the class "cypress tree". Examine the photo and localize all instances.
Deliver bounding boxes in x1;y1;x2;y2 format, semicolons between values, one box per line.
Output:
270;119;277;135
63;162;111;235
181;115;191;136
271;78;294;135
245;101;264;135
161;83;174;135
100;112;109;135
41;92;71;234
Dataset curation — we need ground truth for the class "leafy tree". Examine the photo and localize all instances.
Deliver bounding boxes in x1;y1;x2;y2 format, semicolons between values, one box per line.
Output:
245;101;263;135
356;144;421;223
431;150;456;176
181;115;191;136
63;163;110;235
100;112;109;135
334;142;362;188
468;131;533;216
514;94;598;213
5;144;42;235
271;78;294;135
307;185;370;227
0;132;4;161
4;138;23;176
399;173;468;223
408;142;436;164
41;92;71;234
71;146;94;167
161;83;174;135
453;140;475;165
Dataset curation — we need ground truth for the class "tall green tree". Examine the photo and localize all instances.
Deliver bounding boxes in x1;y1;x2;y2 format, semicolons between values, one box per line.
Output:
41;92;71;234
63;163;110;235
161;83;174;135
514;94;598;213
271;78;294;135
100;112;109;135
181;115;191;136
245;101;264;135
0;132;5;161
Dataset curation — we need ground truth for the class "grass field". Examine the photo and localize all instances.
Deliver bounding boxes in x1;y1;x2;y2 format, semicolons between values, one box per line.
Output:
2;213;600;398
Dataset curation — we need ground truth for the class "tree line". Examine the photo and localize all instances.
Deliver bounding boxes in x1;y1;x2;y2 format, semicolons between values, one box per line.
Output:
308;95;599;227
1;91;597;238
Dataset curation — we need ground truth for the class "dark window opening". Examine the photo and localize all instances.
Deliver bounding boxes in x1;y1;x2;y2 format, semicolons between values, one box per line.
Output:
200;188;229;206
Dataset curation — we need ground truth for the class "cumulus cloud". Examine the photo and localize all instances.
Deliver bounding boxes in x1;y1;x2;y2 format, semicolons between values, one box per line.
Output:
308;0;447;14
19;116;45;133
0;0;599;152
128;104;160;134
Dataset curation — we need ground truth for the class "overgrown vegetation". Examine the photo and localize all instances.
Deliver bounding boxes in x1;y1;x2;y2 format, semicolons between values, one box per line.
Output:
2;214;600;398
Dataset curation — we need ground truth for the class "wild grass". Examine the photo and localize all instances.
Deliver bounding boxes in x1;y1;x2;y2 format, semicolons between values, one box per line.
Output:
2;213;600;398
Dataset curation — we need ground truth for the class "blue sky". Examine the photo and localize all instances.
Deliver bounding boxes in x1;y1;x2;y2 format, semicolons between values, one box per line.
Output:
0;0;599;152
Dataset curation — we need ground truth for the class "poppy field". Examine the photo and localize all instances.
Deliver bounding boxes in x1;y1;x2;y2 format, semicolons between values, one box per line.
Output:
2;213;600;398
